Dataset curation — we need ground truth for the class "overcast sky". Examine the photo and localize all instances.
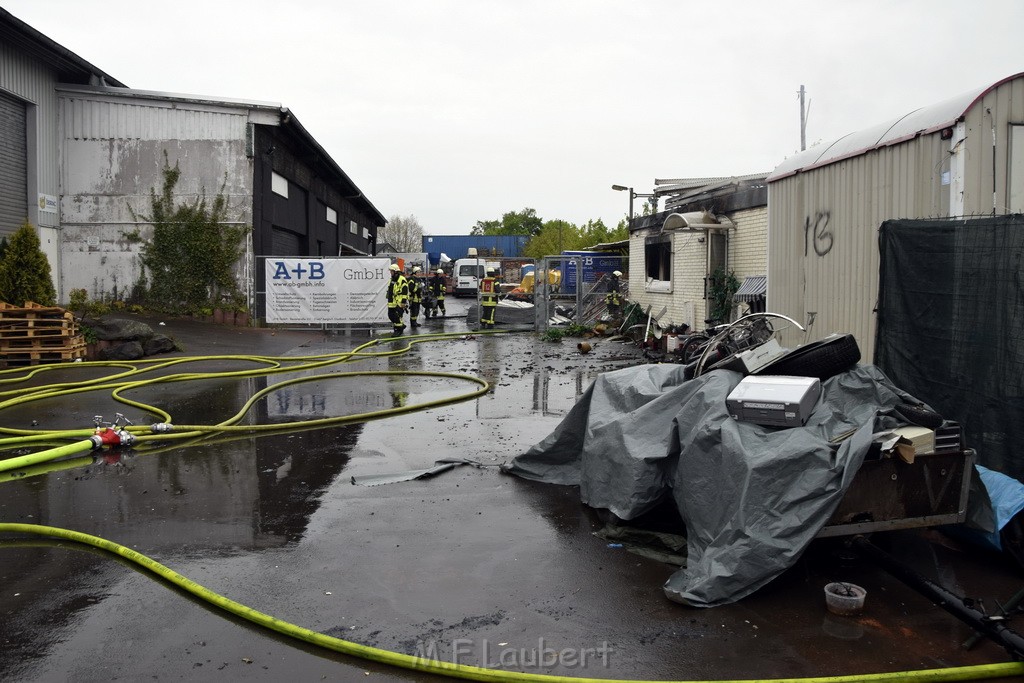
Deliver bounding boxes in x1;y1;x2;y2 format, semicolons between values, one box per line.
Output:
5;0;1022;234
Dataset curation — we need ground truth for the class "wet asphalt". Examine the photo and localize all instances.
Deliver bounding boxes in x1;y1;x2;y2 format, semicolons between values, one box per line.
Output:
0;299;1022;682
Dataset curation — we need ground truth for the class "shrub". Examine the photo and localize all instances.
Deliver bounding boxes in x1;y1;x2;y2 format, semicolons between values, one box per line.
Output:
0;223;57;306
540;324;591;342
707;268;740;322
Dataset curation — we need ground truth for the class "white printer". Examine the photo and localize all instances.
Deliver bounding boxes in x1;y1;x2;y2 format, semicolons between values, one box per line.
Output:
726;375;821;428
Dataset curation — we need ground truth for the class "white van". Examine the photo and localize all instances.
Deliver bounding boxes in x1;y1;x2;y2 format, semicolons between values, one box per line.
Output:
453;258;499;297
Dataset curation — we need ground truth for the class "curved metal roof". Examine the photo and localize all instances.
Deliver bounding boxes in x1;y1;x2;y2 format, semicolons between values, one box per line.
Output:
767;73;1024;182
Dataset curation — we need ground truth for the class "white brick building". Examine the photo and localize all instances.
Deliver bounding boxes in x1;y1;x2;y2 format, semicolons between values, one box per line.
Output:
626;175;768;333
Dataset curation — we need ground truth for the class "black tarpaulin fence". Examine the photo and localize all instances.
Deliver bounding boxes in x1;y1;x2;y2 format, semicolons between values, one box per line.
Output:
875;214;1024;481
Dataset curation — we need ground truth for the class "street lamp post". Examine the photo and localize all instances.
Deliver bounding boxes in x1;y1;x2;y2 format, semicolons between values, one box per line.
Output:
612;184;655;228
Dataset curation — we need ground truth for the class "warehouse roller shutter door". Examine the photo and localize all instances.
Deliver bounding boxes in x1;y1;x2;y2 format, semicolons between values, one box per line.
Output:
271;227;303;256
0;91;28;236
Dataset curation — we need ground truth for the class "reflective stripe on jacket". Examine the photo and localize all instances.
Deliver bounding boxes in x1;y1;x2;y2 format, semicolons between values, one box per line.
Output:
480;277;499;305
430;276;446;300
387;275;409;308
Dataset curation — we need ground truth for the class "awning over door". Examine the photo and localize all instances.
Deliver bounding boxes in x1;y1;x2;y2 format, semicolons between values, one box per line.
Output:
734;275;767;302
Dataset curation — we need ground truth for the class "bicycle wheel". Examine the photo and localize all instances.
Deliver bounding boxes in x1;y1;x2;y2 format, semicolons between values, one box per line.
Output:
679;334;709;363
693;313;805;377
729;313;802;347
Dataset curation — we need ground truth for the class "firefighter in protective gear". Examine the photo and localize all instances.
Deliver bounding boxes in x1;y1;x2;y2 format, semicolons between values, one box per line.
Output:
605;270;623;320
408;266;423;327
386;264;409;335
428;268;447;318
479;267;500;329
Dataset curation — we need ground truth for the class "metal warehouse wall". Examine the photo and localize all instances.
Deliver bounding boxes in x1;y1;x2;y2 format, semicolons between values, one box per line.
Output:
767;77;1024;361
0;39;64;289
422;234;529;260
58;89;260;301
0;40;61;229
958;78;1024;215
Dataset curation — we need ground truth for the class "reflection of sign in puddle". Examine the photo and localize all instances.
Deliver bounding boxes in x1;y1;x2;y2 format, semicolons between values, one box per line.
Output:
821;613;865;640
267;375;394;418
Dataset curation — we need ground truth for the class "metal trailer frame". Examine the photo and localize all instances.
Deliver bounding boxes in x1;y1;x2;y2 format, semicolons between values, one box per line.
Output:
817;449;975;538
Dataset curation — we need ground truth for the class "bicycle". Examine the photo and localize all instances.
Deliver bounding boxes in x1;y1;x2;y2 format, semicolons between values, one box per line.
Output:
675;318;731;363
682;312;803;378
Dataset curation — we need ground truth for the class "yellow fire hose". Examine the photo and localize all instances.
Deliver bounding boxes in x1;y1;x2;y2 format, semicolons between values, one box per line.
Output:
1;330;1021;682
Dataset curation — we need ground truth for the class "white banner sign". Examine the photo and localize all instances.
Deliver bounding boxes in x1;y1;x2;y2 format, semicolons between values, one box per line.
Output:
264;257;390;324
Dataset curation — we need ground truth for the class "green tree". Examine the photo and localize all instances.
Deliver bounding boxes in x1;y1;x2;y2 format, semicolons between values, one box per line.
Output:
131;153;246;314
470;219;501;235
522;218;629;258
523;219;581;258
471;208;543;236
578;218;629;247
0;223;57;306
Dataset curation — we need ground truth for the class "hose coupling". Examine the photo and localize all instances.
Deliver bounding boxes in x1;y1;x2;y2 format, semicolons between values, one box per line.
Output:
150;423;174;433
115;429;135;447
92;427;126;447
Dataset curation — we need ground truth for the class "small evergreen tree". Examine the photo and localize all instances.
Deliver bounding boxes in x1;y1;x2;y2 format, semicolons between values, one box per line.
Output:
0;223;57;306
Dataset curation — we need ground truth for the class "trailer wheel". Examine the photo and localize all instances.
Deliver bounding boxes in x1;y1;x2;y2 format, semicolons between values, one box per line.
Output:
755;333;861;381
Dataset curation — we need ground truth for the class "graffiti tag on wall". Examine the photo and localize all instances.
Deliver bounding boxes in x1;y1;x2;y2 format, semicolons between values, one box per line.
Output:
804;211;834;257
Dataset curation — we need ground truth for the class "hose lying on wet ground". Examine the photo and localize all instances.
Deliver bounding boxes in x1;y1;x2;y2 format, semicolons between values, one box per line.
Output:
2;522;1022;683
1;331;1023;681
0;330;498;473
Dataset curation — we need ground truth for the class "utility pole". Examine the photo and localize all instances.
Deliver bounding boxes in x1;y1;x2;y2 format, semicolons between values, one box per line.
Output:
799;85;807;151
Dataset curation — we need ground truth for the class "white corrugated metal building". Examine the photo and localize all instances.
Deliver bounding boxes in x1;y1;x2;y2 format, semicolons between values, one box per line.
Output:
2;8;385;313
767;73;1024;359
0;7;125;292
55;84;385;311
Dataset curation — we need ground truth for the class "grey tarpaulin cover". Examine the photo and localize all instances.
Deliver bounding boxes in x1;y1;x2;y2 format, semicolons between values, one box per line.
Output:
502;363;915;607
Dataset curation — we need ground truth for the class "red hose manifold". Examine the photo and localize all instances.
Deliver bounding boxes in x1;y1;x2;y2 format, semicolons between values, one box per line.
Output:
89;428;135;449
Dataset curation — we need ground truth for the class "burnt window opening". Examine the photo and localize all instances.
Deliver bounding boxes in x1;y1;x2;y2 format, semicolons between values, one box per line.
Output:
645;235;672;284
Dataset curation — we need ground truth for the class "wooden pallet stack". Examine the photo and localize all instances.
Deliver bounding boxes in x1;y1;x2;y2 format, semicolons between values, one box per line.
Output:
0;301;87;367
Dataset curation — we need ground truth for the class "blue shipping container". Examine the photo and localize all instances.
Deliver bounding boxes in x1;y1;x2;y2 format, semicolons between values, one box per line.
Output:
559;252;623;294
422;235;529;267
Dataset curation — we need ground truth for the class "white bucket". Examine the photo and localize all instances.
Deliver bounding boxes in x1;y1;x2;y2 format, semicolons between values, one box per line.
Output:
665;334;680;353
824;582;866;616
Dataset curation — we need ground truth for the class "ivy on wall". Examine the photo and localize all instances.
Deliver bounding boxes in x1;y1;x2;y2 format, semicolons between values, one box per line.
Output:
130;153;248;315
708;267;740;322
